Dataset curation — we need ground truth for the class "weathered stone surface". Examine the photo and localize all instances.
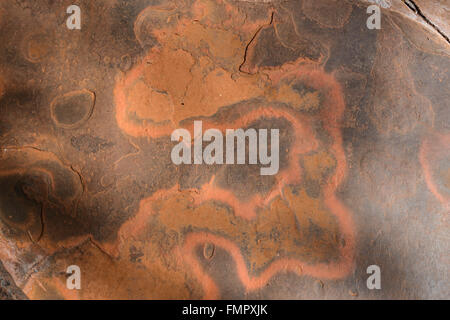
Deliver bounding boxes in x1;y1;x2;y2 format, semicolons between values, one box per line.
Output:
0;260;28;300
0;0;448;300
409;0;450;39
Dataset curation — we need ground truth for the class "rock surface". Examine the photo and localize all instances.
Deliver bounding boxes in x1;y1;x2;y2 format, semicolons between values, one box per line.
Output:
0;0;448;299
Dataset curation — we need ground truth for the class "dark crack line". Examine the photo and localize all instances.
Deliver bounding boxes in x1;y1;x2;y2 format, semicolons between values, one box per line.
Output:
70;164;86;218
239;11;275;74
402;0;450;44
27;203;45;243
36;204;45;242
88;236;115;260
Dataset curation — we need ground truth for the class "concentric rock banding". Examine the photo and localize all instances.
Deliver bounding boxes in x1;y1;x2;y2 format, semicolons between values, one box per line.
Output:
50;89;95;129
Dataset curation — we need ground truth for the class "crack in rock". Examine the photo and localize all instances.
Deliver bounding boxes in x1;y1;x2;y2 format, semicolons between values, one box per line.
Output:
402;0;450;44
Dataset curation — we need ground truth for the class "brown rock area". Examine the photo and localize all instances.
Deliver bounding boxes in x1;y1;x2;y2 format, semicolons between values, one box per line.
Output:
0;0;448;299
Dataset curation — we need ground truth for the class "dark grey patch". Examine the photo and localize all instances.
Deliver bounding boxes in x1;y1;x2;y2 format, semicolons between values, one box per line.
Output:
246;24;321;70
71;134;114;154
0;174;42;237
214;117;293;201
324;6;378;74
110;0;160;50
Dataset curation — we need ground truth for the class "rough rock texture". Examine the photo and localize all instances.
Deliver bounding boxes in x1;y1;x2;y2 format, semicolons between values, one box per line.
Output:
0;0;448;299
0;260;28;300
407;0;450;40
